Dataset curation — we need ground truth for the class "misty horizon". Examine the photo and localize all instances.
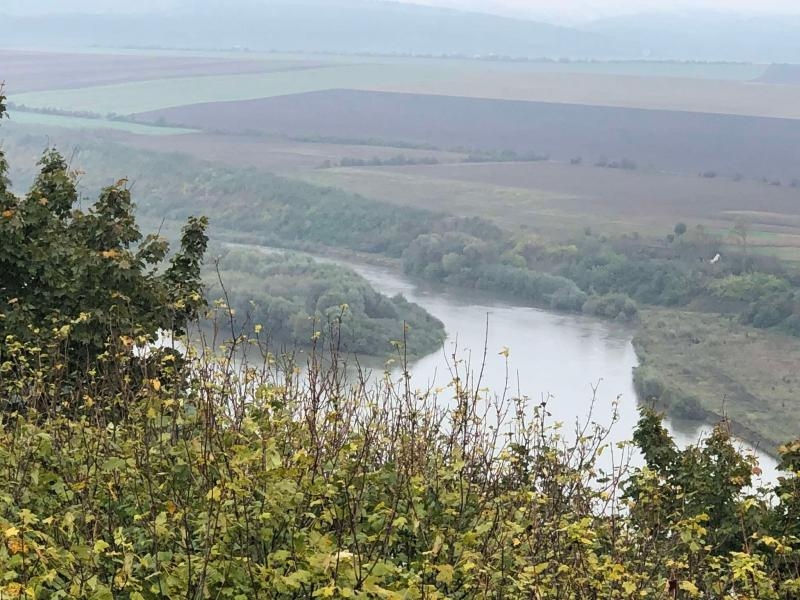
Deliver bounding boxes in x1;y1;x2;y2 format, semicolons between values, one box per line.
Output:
4;0;800;24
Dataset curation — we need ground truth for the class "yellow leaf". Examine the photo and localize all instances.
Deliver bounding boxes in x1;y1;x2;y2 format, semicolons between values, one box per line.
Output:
436;564;454;585
679;581;700;597
2;209;14;219
314;585;335;598
3;582;23;598
432;534;443;556
532;562;549;576
622;581;636;594
151;378;161;391
7;537;25;555
4;526;19;538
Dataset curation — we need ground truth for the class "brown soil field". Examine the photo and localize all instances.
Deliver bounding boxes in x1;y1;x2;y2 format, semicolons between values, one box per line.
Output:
136;90;800;182
0;50;327;94
303;162;800;246
124;133;465;174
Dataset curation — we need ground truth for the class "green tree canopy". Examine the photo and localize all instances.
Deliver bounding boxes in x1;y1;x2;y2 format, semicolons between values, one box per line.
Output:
0;91;208;392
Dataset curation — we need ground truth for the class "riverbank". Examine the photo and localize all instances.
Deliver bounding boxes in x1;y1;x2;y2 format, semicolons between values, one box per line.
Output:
633;308;800;457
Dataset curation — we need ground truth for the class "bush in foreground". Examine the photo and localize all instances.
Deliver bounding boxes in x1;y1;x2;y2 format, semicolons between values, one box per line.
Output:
1;328;800;599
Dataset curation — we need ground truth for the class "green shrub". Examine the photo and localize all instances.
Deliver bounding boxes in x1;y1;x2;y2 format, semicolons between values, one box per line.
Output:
709;273;792;303
582;293;639;321
1;335;799;598
207;248;446;358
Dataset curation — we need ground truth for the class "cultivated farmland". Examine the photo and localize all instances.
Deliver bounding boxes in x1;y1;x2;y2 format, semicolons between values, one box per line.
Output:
124;133;466;174
10;53;796;118
8;111;197;136
137;90;800;181
303;162;800;248
0;49;329;94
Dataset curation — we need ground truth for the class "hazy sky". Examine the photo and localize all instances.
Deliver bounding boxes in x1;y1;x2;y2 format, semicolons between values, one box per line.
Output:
408;0;800;21
4;0;800;23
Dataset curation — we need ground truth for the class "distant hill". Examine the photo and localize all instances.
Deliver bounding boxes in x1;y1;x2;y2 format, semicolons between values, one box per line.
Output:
0;1;624;59
585;12;800;63
3;3;800;65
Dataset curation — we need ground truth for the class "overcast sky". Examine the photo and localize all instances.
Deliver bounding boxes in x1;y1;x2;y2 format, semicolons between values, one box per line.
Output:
407;0;800;21
4;0;800;23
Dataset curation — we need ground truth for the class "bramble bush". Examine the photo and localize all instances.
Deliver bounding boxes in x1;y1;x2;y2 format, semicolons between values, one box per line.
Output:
2;319;800;598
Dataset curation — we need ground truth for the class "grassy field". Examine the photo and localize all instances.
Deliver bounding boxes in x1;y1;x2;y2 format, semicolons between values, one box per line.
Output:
635;308;800;454
9;64;436;114
301;163;800;249
302;166;592;237
0;48;327;94
135;89;800;182
8;111;197;136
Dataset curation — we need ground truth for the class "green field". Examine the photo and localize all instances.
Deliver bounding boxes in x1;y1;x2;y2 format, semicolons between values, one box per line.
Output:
9;110;197;135
302;167;594;237
635;308;800;453
301;164;800;249
10;63;436;114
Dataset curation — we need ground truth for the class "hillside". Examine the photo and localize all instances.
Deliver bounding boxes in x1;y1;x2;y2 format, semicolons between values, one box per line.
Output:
585;12;800;63
0;1;621;58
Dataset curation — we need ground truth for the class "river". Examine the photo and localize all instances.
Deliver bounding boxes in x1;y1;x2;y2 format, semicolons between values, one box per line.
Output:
235;244;780;481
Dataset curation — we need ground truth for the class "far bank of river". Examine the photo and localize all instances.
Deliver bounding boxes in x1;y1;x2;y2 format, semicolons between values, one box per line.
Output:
234;243;780;481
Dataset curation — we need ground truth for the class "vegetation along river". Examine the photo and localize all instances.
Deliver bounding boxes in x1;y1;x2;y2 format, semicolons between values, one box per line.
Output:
243;244;780;480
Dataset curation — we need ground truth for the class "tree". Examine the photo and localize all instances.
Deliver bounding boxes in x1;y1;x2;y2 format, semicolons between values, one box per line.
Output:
731;217;751;271
0;92;208;395
674;222;687;237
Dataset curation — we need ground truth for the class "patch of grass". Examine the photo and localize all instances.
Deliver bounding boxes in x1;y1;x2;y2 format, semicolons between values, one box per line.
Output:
8;110;197;135
300;167;596;238
633;308;800;454
10;64;440;114
300;165;800;248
